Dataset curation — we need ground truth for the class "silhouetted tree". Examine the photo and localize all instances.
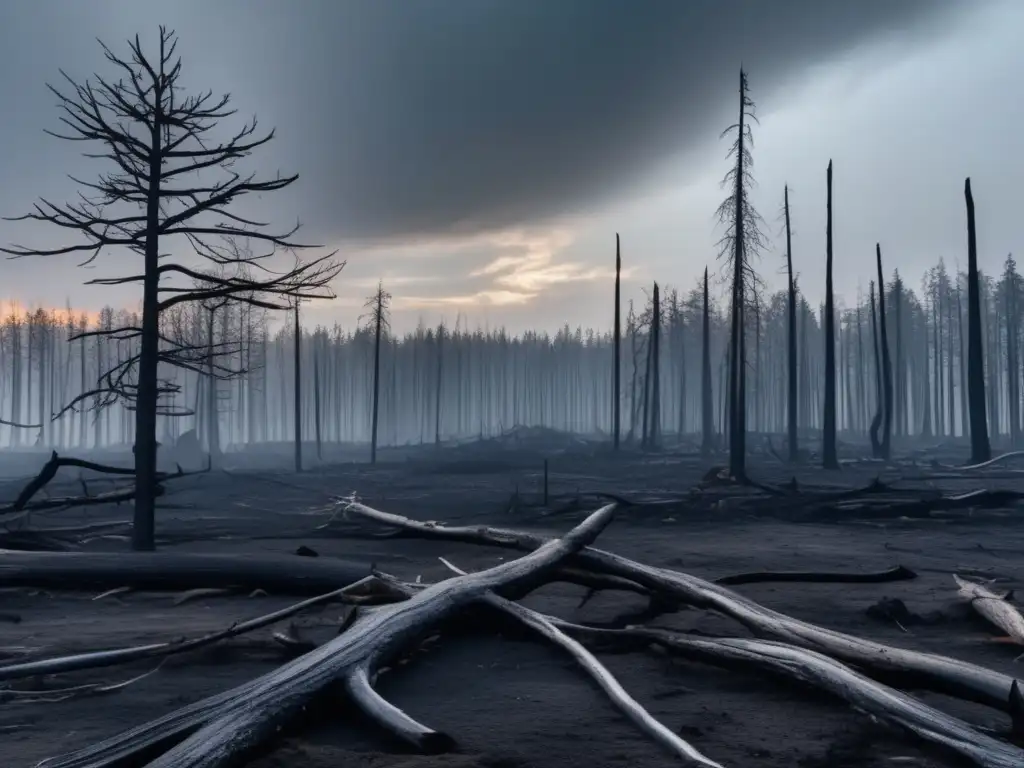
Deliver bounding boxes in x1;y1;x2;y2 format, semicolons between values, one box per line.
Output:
822;161;838;469
716;68;767;480
1;28;342;550
964;178;991;462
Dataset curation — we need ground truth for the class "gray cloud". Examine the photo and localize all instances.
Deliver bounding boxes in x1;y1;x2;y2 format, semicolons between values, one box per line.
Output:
219;0;966;242
0;0;967;247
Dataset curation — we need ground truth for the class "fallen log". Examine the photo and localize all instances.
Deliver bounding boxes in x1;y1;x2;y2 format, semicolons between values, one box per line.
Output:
716;564;917;586
38;504;622;768
557;623;1024;768
0;575;394;683
0;550;370;596
438;559;725;767
343;501;1022;718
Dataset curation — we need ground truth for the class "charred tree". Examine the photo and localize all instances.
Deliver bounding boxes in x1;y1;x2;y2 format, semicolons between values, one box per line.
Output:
613;234;622;451
701;267;713;455
876;245;893;459
822;161;838;469
784;185;798;461
1;29;342;549
365;282;392;464
964;179;991;461
717;69;767;481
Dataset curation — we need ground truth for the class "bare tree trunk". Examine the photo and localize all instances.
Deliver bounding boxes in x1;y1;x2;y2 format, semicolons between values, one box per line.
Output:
965;178;991;463
649;283;661;448
822;161;838;469
313;333;322;461
701;267;713;455
293;302;302;473
613;234;621;451
876;245;893;459
370;291;383;464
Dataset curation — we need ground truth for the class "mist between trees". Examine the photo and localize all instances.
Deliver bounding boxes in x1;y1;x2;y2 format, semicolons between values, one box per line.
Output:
1;252;1019;454
0;32;1006;552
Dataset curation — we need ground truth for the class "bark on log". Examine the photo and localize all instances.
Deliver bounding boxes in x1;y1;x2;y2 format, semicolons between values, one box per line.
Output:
559;623;1024;768
344;501;1020;717
0;576;389;683
38;504;616;768
0;550;370;595
437;560;724;766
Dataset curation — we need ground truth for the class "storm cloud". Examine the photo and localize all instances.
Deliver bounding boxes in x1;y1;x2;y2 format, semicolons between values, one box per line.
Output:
0;0;965;245
204;0;965;242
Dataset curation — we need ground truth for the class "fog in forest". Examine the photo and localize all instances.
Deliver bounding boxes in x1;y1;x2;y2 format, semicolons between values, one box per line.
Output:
4;7;1024;767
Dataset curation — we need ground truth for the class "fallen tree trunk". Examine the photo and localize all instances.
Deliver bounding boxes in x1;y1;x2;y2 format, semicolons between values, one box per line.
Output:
715;564;916;586
0;550;370;595
557;622;1024;768
39;504;624;768
436;559;725;767
343;501;1021;718
0;576;398;683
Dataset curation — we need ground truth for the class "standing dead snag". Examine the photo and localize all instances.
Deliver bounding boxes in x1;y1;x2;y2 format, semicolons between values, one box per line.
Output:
364;281;392;464
784;185;799;462
716;68;767;481
965;178;992;463
613;234;622;451
822;161;838;469
1;28;343;550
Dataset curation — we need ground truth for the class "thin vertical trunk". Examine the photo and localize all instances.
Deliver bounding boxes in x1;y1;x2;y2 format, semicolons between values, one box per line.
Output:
293;302;302;473
965;178;991;462
822;161;838;469
701;268;713;455
876;245;893;459
613;235;621;450
370;291;383;464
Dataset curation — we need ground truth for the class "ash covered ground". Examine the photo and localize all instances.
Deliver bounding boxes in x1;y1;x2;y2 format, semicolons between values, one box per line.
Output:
1;431;1022;768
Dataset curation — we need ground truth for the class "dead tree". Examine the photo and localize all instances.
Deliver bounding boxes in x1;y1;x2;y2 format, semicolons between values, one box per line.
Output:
822;161;838;469
701;267;713;455
964;178;991;462
716;68;768;480
613;234;622;451
869;282;883;456
876;245;894;459
364;282;392;464
293;299;303;472
648;282;661;448
784;185;799;462
1;29;343;550
434;320;445;446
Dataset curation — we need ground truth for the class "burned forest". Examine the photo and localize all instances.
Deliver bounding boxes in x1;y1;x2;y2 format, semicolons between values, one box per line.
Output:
0;19;1023;768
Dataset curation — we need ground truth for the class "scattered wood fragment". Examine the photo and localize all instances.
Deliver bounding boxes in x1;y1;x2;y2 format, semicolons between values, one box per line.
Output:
955;575;1024;648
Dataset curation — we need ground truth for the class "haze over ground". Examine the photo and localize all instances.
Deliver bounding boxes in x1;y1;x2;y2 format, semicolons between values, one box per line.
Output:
0;0;1018;334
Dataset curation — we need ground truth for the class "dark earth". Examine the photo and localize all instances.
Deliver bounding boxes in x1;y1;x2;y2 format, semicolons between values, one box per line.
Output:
1;436;1022;768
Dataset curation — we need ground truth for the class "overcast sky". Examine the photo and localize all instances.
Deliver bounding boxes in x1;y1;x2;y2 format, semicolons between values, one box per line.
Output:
0;0;1019;334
